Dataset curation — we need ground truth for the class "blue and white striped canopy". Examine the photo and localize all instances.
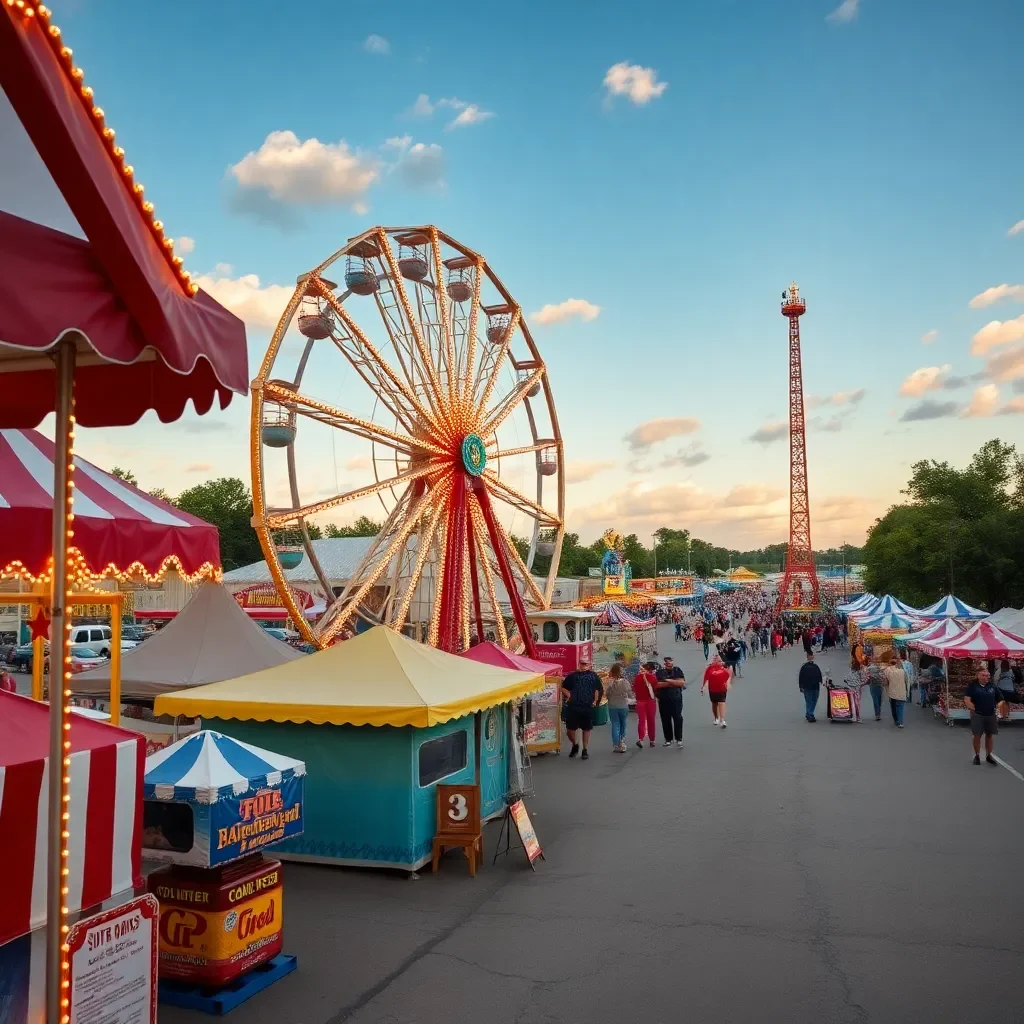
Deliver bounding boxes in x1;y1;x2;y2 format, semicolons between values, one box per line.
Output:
855;594;921;618
856;611;915;631
837;593;876;614
916;594;987;620
144;730;305;805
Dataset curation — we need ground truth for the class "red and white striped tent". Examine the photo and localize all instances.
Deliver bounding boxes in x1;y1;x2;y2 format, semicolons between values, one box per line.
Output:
917;620;1024;660
0;692;144;946
0;428;221;581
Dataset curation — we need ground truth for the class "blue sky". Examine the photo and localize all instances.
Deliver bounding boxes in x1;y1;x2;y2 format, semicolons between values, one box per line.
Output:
45;0;1024;548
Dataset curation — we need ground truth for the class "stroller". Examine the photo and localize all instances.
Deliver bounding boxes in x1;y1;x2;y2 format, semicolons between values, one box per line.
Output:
826;673;857;722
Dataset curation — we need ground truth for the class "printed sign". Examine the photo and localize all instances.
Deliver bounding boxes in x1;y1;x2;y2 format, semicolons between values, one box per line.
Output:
525;681;561;753
509;799;543;866
211;776;304;864
67;894;158;1024
533;640;592;675
435;783;481;838
829;689;853;721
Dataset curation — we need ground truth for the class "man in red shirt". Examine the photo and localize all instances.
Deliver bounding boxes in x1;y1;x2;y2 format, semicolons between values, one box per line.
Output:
701;655;732;728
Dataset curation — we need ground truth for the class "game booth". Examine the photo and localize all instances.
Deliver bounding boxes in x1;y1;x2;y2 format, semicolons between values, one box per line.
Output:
592;601;657;681
142;729;305;1009
152;627;544;872
0;692;144;1022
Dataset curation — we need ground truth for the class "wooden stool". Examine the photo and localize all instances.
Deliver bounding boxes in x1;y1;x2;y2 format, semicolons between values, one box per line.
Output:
431;833;483;877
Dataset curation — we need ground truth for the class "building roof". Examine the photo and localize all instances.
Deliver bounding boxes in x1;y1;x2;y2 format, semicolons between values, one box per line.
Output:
154;625;545;729
222;537;378;585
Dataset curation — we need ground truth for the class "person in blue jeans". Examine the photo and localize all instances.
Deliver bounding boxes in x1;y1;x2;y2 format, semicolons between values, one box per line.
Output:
605;663;631;753
865;660;885;721
798;651;823;722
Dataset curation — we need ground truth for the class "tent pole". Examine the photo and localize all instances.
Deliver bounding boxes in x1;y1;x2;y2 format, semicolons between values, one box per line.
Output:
47;340;76;1024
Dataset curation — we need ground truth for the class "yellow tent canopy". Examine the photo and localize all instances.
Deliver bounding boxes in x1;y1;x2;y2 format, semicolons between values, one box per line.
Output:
725;566;763;582
153;626;544;729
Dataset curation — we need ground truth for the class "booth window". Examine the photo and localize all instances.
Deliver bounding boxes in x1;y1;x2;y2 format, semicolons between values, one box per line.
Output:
143;800;194;853
418;731;468;787
582;619;592;640
565;620;576;641
542;621;559;643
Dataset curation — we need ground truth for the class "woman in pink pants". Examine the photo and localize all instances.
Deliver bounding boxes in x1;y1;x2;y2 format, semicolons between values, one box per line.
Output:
632;661;659;748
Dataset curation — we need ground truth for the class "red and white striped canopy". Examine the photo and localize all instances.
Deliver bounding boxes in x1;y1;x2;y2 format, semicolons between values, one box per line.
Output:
0;692;144;946
917;620;1024;659
0;428;220;580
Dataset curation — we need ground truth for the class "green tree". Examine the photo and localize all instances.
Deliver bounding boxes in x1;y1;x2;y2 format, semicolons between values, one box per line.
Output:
175;477;263;571
109;467;138;486
325;516;383;538
863;440;1024;609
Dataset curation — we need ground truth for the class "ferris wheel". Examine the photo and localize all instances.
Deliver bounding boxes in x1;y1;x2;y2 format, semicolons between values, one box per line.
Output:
250;225;565;652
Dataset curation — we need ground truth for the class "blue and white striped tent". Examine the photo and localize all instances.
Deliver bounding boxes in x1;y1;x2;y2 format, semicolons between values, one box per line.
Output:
854;594;921;618
855;611;915;631
916;594;987;620
145;730;305;805
837;593;876;614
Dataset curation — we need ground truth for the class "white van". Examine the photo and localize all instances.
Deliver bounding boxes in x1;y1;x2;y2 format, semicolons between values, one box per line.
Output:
69;625;113;657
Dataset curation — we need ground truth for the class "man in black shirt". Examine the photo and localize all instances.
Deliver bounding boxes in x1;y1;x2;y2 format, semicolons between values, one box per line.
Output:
798;651;823;722
561;656;603;760
964;665;1009;766
655;656;686;747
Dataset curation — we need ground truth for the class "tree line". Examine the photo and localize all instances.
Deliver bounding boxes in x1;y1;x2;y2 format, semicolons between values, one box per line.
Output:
863;439;1024;611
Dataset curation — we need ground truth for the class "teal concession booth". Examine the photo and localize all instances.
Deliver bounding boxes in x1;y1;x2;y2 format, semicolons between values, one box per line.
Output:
154;627;543;872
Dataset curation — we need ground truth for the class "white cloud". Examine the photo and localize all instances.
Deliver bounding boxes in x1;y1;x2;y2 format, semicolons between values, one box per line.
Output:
1009;220;1024;237
899;364;951;396
363;34;390;55
659;442;710;469
438;97;495;130
229;130;379;209
344;455;372;472
193;270;292;330
968;284;1024;309
920;329;938;344
624;417;700;451
984;341;1024;382
971;314;1024;355
998;396;1024;415
749;420;788;444
383;136;445;187
177;236;196;255
530;298;601;325
565;460;616;484
411;93;434;116
806;388;866;408
185;462;213;473
603;62;668;105
723;484;784;507
961;384;1000;419
900;399;959;422
826;0;860;23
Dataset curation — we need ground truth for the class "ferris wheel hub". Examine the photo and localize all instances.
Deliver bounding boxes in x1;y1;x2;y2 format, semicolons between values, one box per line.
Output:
460;433;487;476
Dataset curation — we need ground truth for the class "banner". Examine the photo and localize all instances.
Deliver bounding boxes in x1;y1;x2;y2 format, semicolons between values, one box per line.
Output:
509;800;543;865
210;776;304;865
525;682;561;753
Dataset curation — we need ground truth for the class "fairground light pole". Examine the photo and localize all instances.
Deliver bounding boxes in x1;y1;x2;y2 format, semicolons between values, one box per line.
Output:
774;283;820;617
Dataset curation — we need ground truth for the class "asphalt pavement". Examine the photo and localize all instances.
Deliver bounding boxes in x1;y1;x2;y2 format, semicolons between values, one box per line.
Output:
160;624;1024;1024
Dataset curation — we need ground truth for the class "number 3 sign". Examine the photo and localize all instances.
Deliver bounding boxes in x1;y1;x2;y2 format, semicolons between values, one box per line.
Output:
435;783;481;838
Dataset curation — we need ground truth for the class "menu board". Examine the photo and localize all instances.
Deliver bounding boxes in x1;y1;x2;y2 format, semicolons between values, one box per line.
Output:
67;894;158;1024
509;799;543;867
524;682;561;753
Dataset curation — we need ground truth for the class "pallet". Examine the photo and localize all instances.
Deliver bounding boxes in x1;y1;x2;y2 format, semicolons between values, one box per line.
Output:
158;954;297;1015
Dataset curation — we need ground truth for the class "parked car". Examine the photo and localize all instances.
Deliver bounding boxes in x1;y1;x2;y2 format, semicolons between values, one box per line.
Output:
121;625;149;642
7;641;48;672
69;625;114;657
69;645;106;673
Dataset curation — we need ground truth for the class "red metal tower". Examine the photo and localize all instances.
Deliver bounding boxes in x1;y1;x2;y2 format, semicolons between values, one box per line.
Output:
775;282;820;615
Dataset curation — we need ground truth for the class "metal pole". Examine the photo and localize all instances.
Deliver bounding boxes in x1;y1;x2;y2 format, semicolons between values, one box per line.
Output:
47;341;75;1024
652;533;657;579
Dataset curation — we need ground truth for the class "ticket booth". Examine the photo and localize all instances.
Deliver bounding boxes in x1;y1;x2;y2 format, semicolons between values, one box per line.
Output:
526;610;597;675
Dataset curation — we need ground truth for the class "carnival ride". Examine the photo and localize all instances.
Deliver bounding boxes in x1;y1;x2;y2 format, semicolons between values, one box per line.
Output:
250;227;564;654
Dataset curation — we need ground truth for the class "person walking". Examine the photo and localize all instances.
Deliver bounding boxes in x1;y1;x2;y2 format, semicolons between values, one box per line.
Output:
965;664;1009;765
605;664;631;753
884;653;909;728
655;656;686;747
865;658;885;721
700;624;710;661
900;650;917;708
701;654;732;727
632;661;659;749
799;651;823;722
560;657;604;760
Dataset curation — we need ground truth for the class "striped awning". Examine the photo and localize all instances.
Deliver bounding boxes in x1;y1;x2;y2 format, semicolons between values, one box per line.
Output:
917;620;1024;659
0;428;220;580
916;594;988;620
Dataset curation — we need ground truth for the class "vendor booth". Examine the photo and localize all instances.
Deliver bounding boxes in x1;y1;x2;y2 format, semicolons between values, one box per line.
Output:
460;641;563;754
917;621;1024;723
917;594;988;620
152;627;543;871
592;601;657;680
